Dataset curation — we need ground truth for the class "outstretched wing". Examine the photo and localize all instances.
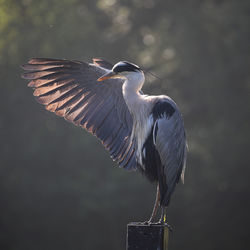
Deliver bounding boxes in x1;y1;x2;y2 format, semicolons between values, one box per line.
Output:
153;99;187;206
21;58;136;170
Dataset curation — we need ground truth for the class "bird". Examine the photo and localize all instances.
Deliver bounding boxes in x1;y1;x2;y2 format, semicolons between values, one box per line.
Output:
21;58;187;226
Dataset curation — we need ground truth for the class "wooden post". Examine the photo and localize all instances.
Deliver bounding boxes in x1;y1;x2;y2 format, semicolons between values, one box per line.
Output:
126;223;170;250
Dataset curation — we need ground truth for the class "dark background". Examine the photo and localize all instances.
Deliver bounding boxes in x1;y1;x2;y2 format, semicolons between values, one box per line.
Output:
1;0;250;249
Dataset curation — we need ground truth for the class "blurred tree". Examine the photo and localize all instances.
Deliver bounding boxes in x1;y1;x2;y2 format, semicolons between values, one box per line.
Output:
0;0;249;249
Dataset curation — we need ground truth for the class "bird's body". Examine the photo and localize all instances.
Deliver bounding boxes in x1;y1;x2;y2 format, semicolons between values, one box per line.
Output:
22;58;187;223
127;94;186;207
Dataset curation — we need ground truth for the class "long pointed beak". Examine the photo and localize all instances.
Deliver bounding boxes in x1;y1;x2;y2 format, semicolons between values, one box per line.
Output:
97;71;116;81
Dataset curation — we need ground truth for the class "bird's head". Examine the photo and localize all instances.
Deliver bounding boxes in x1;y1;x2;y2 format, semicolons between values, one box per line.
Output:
98;61;145;90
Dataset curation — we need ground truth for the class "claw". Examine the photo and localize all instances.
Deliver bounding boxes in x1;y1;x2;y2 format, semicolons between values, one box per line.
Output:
140;220;155;226
157;220;173;231
139;220;172;231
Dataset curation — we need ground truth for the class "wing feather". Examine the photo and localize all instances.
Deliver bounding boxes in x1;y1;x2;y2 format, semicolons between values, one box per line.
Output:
154;104;187;206
22;58;136;170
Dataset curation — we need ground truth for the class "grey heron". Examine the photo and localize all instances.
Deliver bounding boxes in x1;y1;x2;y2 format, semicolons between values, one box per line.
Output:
21;58;187;225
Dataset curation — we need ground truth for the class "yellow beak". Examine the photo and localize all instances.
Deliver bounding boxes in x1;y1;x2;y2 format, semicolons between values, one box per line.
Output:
97;71;116;81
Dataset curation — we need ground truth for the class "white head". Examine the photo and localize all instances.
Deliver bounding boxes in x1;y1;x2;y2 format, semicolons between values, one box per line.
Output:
98;61;145;92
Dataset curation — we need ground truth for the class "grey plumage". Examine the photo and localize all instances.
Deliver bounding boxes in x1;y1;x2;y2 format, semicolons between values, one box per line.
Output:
22;57;187;223
153;99;187;205
22;58;137;171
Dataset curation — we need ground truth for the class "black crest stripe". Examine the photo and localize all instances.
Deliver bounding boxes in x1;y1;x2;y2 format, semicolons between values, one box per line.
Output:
113;61;141;73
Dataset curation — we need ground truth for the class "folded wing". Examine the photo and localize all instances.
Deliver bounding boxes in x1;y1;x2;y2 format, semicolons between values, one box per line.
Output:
153;100;187;206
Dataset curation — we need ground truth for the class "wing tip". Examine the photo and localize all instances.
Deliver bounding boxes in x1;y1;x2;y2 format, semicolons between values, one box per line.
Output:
28;58;57;64
21;72;33;80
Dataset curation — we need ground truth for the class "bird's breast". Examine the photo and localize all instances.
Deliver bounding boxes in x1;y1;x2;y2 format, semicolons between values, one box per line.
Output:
122;91;154;169
133;114;154;168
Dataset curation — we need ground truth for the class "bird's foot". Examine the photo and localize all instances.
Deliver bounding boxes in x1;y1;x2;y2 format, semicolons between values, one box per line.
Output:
156;220;173;231
140;219;161;226
140;220;153;225
140;220;172;230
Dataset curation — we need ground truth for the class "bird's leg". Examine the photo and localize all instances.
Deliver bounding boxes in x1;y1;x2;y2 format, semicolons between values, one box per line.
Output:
159;207;167;223
147;184;160;223
159;207;173;231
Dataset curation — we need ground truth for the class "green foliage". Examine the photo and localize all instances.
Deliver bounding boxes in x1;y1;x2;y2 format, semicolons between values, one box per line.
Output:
1;0;249;249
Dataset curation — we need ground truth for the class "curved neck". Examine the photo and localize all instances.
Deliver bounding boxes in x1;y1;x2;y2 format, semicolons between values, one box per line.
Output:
122;72;145;114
